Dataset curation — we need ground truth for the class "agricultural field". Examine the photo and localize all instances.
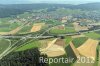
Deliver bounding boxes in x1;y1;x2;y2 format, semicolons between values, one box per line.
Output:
49;27;76;34
73;39;99;66
73;22;89;31
72;37;88;48
30;23;45;32
84;32;100;40
0;18;19;31
0;22;20;32
18;24;33;34
16;40;41;51
64;36;72;45
77;39;99;60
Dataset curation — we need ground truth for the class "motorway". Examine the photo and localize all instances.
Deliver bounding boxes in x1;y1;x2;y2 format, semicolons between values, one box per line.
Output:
0;27;100;39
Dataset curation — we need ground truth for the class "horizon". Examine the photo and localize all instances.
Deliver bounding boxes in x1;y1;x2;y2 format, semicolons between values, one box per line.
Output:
0;0;100;5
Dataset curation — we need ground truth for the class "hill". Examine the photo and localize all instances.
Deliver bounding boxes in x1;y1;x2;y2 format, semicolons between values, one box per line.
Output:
0;3;100;18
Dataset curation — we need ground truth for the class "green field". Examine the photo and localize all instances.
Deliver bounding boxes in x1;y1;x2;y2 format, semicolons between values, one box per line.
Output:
64;36;72;46
0;39;11;54
0;28;11;32
18;25;32;33
85;32;100;40
0;22;20;32
72;37;88;48
49;27;76;34
0;17;13;23
16;40;41;51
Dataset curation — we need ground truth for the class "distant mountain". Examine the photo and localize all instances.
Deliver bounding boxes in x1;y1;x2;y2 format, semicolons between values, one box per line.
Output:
0;3;100;18
5;3;99;10
75;2;100;10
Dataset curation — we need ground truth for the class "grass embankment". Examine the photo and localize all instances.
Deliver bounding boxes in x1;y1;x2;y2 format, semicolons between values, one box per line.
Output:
85;32;100;40
0;39;11;54
72;37;88;48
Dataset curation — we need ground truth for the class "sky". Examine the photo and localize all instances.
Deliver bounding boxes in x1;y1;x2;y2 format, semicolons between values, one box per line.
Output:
0;0;100;4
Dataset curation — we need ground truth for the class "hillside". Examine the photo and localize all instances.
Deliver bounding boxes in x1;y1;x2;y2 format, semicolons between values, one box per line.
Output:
0;3;100;18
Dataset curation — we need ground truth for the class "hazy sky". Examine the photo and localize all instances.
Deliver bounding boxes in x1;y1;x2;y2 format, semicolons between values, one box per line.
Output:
0;0;100;4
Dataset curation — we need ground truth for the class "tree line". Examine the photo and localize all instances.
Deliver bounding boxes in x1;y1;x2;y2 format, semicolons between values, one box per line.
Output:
0;48;49;66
